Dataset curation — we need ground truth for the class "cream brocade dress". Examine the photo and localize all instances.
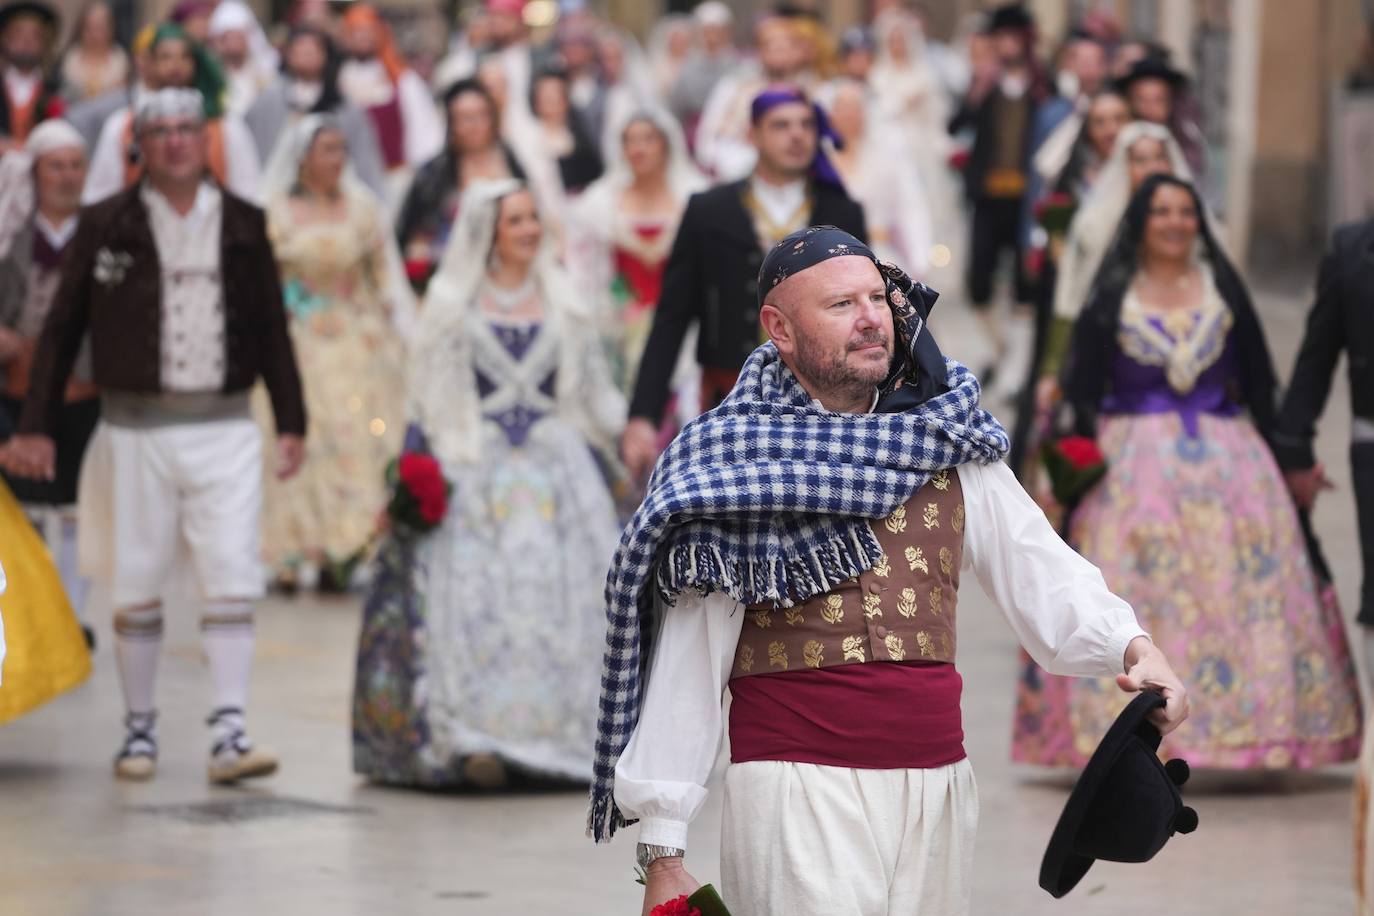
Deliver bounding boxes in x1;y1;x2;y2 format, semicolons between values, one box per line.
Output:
257;195;407;571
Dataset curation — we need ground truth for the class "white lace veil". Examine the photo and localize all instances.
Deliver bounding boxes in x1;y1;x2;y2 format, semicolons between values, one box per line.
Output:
574;107;707;227
1053;121;1192;320
566;107;706;368
869;9;948;130
409;177;612;467
261;113;418;338
0;154;36;263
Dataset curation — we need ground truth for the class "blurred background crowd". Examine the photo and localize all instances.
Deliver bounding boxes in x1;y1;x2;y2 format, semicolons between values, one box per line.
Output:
2;0;1374;910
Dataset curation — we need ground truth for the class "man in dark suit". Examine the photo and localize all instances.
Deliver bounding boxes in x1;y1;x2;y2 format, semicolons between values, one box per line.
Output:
620;85;866;481
0;0;64;153
1275;218;1374;678
948;3;1046;400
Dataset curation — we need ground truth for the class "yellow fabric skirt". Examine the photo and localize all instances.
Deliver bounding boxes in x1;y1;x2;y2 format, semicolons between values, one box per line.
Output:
0;479;91;724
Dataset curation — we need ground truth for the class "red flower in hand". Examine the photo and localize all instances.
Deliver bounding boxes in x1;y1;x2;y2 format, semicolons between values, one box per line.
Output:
1034;191;1074;220
1057;435;1104;470
418;496;446;525
398;451;440;487
404;258;432;283
649;896;701;916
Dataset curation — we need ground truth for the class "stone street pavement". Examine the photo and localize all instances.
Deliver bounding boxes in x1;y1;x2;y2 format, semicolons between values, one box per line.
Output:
0;279;1365;915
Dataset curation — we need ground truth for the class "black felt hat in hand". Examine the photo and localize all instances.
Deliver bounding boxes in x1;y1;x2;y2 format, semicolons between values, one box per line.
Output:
1039;691;1199;898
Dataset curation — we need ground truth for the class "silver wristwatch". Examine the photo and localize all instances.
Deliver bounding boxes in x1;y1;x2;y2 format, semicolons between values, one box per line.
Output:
637;842;685;870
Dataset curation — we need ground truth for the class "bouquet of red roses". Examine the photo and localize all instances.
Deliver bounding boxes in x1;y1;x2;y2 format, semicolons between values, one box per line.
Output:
650;885;732;916
1034;191;1077;237
384;451;451;535
1039;435;1108;509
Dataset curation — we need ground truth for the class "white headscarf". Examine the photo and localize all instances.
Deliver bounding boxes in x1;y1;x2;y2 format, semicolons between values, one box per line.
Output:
208;1;279;72
1053;121;1192;320
576;107;706;218
813;78;933;277
646;14;696;97
410;178;623;468
262;114;418;338
596;26;661;157
134;87;205;129
567;107;706;337
0;119;87;260
869;9;948;134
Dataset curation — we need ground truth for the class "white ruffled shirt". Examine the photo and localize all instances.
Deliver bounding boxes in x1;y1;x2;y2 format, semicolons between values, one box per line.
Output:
3;66;39;109
614;458;1149;851
141;182;226;393
748;175;807;231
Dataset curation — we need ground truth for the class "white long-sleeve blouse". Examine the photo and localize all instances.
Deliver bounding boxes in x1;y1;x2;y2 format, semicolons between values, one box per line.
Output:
614;459;1149;851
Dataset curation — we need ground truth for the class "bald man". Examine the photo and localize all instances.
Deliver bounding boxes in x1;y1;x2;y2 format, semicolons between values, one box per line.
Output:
591;226;1188;916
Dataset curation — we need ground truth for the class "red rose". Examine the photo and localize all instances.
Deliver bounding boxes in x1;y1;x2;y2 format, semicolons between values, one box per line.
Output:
649;897;701;916
398;452;439;486
404;258;432;282
947;148;971;172
1057;436;1104;470
408;472;445;504
418;496;446;525
44;97;66;119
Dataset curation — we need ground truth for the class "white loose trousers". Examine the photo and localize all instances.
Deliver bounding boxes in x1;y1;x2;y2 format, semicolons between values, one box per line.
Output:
78;417;265;606
720;759;979;916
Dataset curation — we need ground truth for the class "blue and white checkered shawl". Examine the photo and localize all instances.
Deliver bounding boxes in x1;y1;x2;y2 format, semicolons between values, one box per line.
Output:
587;341;1009;841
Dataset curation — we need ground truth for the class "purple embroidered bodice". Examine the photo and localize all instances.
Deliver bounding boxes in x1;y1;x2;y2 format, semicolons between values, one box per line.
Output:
1100;313;1242;438
473;320;556;447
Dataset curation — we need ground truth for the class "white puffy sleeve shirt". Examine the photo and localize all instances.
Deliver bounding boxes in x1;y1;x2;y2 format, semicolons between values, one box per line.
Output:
614;459;1149;850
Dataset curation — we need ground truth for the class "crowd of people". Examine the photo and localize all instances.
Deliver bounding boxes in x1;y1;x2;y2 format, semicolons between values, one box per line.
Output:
0;0;1370;912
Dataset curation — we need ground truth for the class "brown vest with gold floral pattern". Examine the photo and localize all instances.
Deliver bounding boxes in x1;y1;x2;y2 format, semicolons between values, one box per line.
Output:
731;469;965;678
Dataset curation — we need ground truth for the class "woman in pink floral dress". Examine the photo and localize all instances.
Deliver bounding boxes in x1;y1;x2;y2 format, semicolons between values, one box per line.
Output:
1012;175;1363;769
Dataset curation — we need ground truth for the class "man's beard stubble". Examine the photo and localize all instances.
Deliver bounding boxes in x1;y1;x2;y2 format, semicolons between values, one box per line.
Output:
792;328;891;406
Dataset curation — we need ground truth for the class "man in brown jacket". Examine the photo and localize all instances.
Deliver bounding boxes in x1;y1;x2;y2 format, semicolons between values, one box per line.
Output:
0;88;306;784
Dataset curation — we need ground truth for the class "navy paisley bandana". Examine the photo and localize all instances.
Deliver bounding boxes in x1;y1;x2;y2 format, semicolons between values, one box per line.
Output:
758;225;952;407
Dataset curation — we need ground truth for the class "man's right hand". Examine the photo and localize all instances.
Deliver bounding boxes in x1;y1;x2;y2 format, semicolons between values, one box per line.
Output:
1284;463;1335;510
621;417;660;484
0;434;56;480
640;858;701;916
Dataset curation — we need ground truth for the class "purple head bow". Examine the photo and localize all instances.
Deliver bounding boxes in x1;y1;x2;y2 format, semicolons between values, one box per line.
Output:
750;86;846;190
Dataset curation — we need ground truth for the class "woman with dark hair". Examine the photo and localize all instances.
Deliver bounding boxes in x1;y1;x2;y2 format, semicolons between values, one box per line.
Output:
82;22;261;202
1008;89;1131;477
395;77;527;293
529;68;602;196
59;1;128;103
1012;174;1363;770
1047;88;1130;198
243;24;387;197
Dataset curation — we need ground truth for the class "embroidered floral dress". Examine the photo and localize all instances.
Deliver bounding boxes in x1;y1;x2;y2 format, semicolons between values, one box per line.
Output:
352;309;622;786
258;194;407;575
1012;273;1363;769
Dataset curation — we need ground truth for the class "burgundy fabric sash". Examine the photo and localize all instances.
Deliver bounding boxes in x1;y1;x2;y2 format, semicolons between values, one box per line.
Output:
368;92;405;169
728;661;965;770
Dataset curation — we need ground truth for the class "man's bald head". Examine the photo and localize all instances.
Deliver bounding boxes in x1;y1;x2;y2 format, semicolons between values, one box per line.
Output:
760;255;894;413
